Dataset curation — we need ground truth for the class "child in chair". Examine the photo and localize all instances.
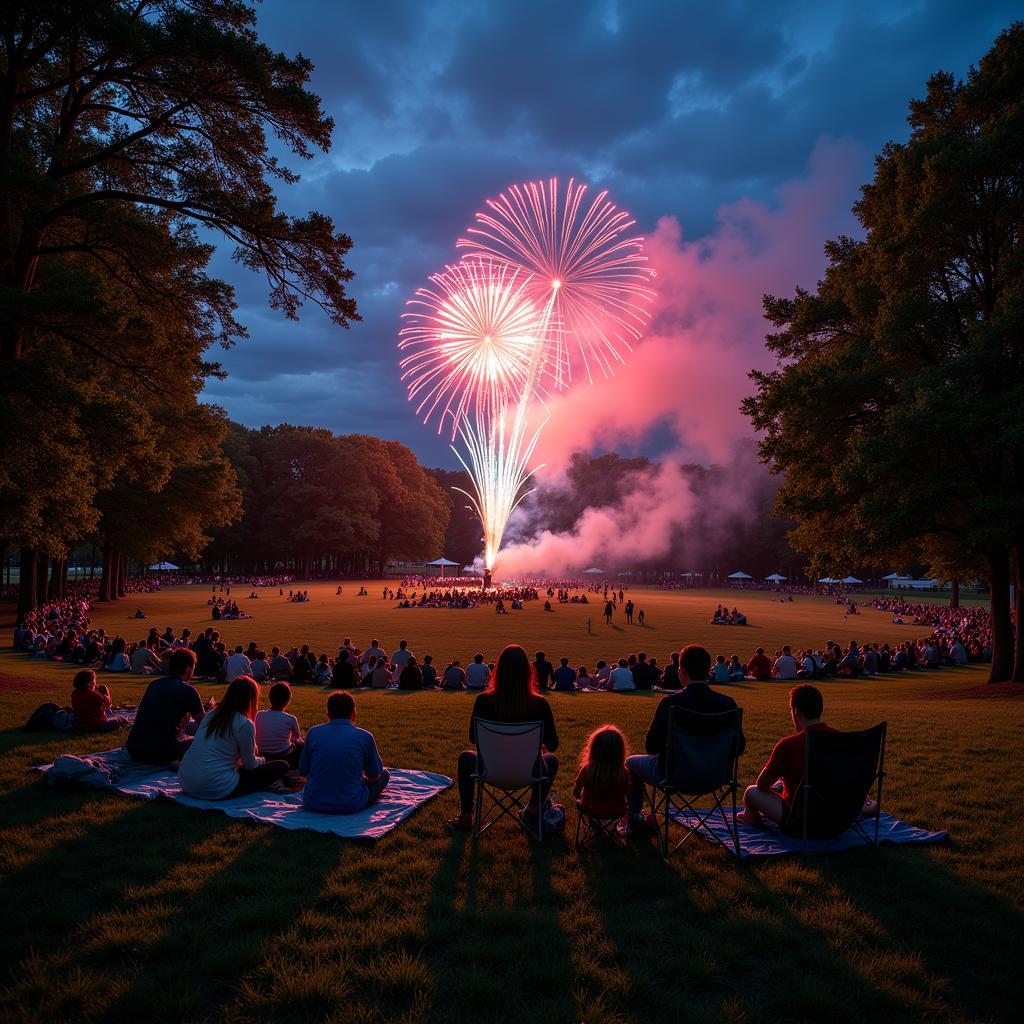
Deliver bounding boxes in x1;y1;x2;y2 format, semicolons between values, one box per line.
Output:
573;725;632;821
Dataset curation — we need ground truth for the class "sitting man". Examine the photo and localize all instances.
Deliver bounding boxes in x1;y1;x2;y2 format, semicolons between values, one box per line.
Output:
299;691;390;814
738;683;861;832
626;645;745;830
125;648;206;766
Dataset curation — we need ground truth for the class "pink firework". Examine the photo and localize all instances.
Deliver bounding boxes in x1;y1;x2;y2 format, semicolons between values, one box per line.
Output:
457;177;656;388
398;257;552;437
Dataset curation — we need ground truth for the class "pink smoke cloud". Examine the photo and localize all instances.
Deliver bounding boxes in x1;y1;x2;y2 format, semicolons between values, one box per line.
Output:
528;136;868;469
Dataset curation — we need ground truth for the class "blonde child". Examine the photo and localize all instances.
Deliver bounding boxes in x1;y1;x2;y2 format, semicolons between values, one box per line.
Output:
573;725;631;820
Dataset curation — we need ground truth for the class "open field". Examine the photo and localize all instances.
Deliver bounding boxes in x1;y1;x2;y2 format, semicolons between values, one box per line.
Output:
1;586;1022;1023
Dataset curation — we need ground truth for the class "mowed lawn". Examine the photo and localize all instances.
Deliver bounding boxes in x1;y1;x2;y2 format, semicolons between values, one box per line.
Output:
1;585;1021;1024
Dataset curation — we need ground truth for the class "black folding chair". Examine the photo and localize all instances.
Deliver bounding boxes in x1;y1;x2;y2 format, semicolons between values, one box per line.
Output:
575;804;628;850
648;707;743;858
472;719;548;841
793;722;887;852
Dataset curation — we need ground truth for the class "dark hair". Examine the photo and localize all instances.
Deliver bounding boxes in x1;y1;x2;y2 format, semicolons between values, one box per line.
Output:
679;644;711;681
268;682;291;709
486;644;537;720
73;669;95;691
327;691;355;720
205;676;259;739
790;684;824;720
168;648;197;677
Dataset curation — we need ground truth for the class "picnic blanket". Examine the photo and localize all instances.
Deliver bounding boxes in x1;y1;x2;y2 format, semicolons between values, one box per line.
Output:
669;807;948;857
38;747;451;840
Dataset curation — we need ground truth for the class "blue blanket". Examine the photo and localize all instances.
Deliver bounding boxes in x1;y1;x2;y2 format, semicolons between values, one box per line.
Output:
39;747;451;840
669;807;948;857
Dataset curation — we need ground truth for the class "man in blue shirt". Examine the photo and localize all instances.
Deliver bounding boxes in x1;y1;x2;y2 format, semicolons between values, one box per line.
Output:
125;648;206;766
552;657;577;691
299;692;389;814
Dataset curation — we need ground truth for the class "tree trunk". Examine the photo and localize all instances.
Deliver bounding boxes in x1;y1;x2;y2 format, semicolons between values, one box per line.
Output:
48;557;65;600
949;575;960;609
1011;541;1024;685
36;554;49;608
116;551;126;598
98;543;114;602
17;546;37;618
988;549;1013;684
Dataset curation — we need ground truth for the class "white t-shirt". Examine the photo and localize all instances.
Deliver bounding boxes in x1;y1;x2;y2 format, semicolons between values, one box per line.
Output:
465;662;490;689
773;655;797;679
225;652;252;681
391;648;413;681
360;645;387;668
178;711;264;800
255;709;301;754
610;666;635;691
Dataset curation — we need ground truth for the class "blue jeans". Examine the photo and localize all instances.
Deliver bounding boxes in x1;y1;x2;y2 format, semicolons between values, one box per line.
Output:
626;753;662;816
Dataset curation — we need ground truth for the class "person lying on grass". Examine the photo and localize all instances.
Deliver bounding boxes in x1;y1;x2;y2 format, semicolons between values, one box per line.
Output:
71;669;129;732
125;648;208;766
178;677;290;800
299;691;390;814
738;684;875;831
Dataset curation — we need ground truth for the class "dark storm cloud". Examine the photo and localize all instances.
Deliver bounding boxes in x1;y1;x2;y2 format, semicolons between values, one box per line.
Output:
202;0;1023;467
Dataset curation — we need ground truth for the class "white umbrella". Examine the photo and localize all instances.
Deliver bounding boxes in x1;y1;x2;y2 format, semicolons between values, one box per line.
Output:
727;571;752;580
584;567;604;574
427;556;459;578
765;572;787;582
148;561;179;571
842;575;863;584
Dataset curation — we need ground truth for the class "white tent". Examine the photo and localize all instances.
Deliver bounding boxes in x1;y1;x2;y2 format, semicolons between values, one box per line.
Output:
584;567;604;574
818;576;836;584
842;575;863;585
765;572;787;582
427;557;459;578
148;561;179;571
882;572;908;581
727;571;752;580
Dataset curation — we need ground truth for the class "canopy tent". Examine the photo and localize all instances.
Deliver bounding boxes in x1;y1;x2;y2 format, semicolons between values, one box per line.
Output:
818;576;837;584
427;557;459;578
727;571;752;580
584;567;604;574
765;573;787;582
842;575;864;584
882;572;911;581
148;561;179;571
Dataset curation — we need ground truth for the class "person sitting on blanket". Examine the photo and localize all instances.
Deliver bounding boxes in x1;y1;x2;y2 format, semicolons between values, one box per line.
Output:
71;669;128;732
255;682;304;769
125;649;208;766
299;691;390;814
626;644;746;832
737;684;874;831
179;676;290;799
446;643;559;834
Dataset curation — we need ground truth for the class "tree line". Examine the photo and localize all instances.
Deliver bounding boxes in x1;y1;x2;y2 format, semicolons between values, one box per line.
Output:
744;24;1024;683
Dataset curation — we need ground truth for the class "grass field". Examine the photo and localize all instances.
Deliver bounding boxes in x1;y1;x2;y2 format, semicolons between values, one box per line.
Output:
1;585;1021;1024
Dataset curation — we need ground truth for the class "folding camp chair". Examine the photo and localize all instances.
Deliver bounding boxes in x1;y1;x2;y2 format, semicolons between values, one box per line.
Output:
472;719;548;841
575;804;628;850
794;722;887;853
648;707;743;859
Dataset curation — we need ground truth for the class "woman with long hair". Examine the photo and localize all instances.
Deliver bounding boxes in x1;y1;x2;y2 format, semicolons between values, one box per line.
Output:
446;644;559;833
178;676;289;799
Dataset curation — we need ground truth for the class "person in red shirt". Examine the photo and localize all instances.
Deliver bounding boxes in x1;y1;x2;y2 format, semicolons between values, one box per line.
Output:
738;684;835;829
574;725;631;819
71;669;129;732
745;647;772;681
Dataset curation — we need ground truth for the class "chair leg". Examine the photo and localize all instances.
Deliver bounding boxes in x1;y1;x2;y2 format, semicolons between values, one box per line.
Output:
473;779;483;839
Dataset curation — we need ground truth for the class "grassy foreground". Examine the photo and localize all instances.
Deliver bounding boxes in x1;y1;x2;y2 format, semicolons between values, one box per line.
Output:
1;587;1021;1023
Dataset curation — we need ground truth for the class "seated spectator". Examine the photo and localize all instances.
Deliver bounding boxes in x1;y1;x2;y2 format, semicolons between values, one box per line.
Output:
332;649;357;689
574;725;631;819
553;657;577;692
739;684;854;833
710;655;731;683
130;639;161;675
300;691;390;814
442;659;466;690
660;651;681;690
390;639;414;683
773;646;798;680
465;653;490;691
291;644;315;685
224;644;252;682
179;676;289;799
594;660;611;687
421;654;438;688
609;658;635;691
106;637;130;673
446;644;559;833
728;655;745;681
626;645;746;830
255;681;304;769
125;649;206;766
367;656;391;688
534;651;554;691
576;665;592;687
314;653;333;686
250;650;269;682
269;646;292;680
746;647;771;681
71;669;127;731
399;656;424;690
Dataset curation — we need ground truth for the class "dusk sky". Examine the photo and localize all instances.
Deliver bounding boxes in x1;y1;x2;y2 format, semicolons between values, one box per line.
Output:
202;1;1019;469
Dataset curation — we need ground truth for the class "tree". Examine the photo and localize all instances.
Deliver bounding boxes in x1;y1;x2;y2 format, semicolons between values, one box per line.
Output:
744;24;1024;681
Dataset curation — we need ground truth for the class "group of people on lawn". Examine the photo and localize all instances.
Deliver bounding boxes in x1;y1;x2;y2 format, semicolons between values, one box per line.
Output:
77;641;844;833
